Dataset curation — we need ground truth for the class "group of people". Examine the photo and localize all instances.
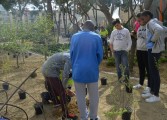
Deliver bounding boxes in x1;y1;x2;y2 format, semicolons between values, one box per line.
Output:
132;10;164;102
41;10;165;120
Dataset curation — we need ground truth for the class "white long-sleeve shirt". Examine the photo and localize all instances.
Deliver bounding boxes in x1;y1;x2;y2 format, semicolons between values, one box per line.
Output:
110;28;132;51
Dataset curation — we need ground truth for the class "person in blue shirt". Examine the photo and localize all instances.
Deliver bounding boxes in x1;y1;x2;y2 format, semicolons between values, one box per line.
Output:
70;20;103;120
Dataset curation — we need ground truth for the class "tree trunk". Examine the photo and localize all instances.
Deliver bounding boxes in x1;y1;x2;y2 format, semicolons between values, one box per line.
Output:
129;36;136;73
47;0;53;20
143;0;153;10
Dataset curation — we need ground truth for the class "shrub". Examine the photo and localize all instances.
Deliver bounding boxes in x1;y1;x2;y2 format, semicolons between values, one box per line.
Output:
106;57;115;67
159;57;167;63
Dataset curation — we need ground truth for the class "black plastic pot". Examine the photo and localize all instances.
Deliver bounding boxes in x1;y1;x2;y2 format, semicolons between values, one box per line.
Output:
41;92;51;104
34;102;43;115
2;82;9;90
25;55;28;58
8;53;10;55
125;85;133;93
122;107;132;120
13;54;16;58
29;53;32;56
18;90;26;99
101;77;107;85
30;72;37;78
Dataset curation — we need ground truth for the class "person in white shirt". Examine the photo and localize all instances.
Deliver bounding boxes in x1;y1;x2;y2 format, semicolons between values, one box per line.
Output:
110;19;132;81
133;13;151;94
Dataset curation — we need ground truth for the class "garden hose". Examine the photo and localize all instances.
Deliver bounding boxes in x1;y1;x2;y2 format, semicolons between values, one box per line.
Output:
0;102;28;120
0;68;47;120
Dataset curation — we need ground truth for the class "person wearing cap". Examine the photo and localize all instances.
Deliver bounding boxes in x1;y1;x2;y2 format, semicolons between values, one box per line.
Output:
70;20;103;120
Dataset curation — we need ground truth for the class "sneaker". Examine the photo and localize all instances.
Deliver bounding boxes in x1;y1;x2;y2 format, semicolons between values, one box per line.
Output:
62;113;78;120
141;92;152;98
142;87;150;94
133;84;142;89
90;116;100;120
145;95;160;103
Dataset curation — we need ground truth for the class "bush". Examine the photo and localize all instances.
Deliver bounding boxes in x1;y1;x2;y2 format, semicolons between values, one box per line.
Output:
159;57;167;63
106;57;115;67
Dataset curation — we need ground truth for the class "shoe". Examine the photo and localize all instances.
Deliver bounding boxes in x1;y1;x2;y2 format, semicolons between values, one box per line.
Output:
90;116;100;120
142;87;150;94
62;113;78;120
133;84;142;89
145;95;160;103
141;92;152;98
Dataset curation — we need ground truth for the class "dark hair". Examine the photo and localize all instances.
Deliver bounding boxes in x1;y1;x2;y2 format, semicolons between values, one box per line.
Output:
82;20;95;31
141;10;153;19
112;19;120;26
136;13;141;18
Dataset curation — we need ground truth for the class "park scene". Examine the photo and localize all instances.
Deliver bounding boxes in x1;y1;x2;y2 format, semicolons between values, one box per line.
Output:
0;0;167;120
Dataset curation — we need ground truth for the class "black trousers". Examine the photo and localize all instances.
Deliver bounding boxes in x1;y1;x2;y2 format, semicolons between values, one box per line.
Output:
136;50;150;87
101;37;108;57
148;49;161;96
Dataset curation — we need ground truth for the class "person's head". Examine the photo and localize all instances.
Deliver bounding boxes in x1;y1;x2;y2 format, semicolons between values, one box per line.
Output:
112;19;122;30
136;13;145;26
82;20;95;31
94;26;98;30
100;26;105;31
141;10;153;25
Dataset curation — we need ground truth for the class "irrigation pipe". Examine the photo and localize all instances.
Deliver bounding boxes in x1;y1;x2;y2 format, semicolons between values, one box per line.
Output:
0;68;47;120
0;90;8;114
0;102;28;120
0;80;47;120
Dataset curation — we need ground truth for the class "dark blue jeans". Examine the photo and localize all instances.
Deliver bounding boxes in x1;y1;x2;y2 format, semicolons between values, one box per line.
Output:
148;49;161;96
114;50;130;80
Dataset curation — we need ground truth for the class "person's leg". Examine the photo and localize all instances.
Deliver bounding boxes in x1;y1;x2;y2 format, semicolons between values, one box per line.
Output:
137;50;146;85
87;82;99;120
143;51;151;88
121;51;130;80
150;52;161;96
114;51;122;80
147;49;155;94
46;77;68;116
74;82;88;120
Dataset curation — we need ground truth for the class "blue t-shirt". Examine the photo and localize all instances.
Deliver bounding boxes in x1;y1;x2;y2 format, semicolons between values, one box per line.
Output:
70;31;103;83
146;30;154;49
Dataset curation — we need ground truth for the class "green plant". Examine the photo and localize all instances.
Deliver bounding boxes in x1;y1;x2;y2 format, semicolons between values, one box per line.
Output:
106;57;115;67
105;107;127;119
159;57;167;63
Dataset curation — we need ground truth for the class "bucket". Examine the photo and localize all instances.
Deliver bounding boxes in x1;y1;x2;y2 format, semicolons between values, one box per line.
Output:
2;82;9;90
34;102;43;115
100;77;107;85
18;90;26;99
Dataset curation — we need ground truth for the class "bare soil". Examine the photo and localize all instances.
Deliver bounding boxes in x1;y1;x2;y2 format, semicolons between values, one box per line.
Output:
0;54;167;120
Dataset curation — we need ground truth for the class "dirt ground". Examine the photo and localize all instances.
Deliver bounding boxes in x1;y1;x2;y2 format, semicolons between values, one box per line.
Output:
0;54;167;120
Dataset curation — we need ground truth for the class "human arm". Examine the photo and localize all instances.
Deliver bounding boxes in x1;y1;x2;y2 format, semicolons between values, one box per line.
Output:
62;59;71;89
126;30;132;51
97;37;103;64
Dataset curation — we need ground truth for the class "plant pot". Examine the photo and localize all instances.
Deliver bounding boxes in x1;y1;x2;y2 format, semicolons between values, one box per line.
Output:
101;77;107;85
125;85;133;93
29;53;32;56
30;72;37;78
25;55;28;58
41;92;51;104
122;107;132;120
34;102;43;115
2;82;9;90
13;54;16;58
18;90;26;99
8;53;10;55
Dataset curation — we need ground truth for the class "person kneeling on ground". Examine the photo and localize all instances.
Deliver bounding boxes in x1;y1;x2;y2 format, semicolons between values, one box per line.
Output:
42;52;77;119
